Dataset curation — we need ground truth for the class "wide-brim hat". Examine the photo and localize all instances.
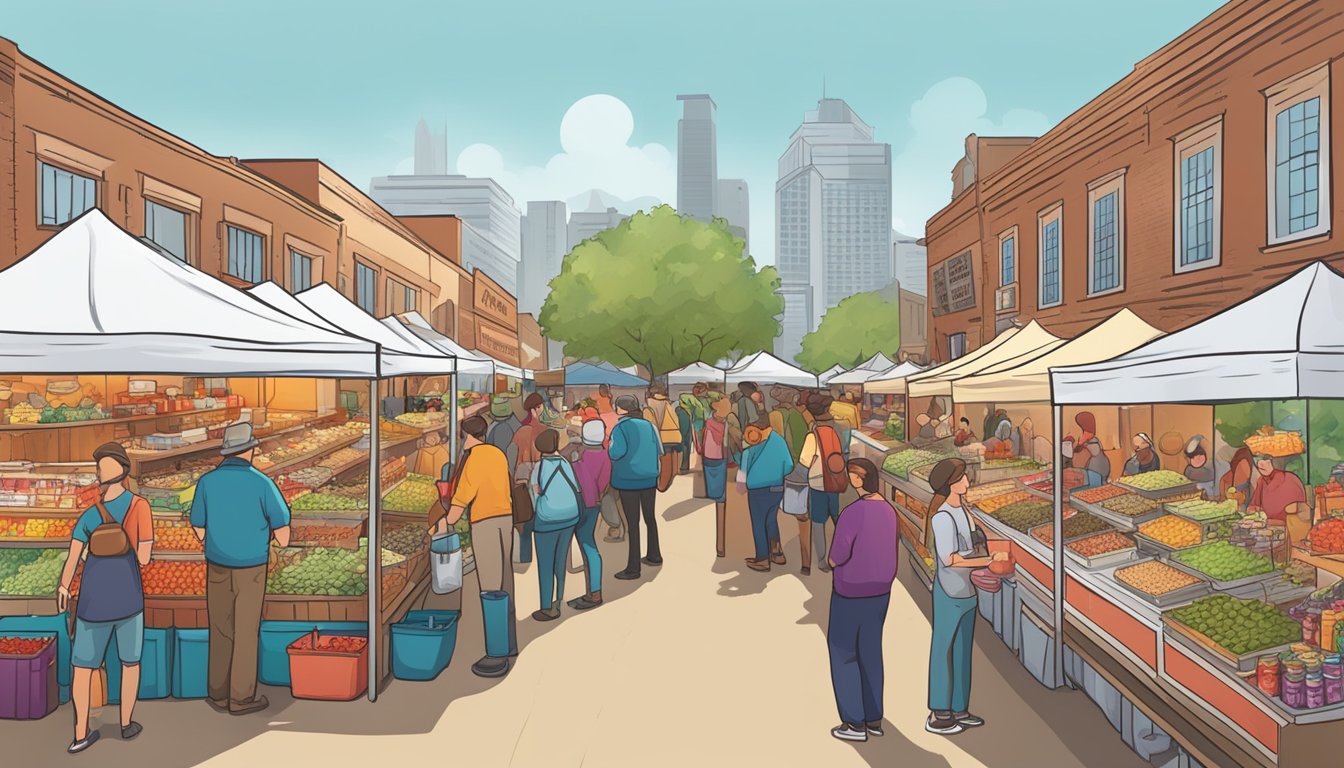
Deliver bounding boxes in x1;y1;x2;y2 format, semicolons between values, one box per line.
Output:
220;421;260;456
490;395;515;419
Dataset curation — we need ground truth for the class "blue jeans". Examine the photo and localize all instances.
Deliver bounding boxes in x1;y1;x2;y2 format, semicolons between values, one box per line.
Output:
828;592;889;725
747;486;784;560
534;526;575;610
73;612;144;669
809;489;841;524
517;518;534;563
928;580;978;713
575;506;603;595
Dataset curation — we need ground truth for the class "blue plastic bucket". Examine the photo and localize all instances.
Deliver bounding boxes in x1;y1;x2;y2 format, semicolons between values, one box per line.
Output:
259;621;368;686
390;610;459;681
481;591;512;658
171;628;209;699
105;627;174;702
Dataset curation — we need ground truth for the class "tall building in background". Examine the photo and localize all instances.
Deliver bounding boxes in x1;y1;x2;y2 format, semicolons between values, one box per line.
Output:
677;94;717;221
519;201;568;315
775;98;892;360
716;178;750;253
413;118;447;175
370;124;522;294
568;191;629;251
892;230;927;295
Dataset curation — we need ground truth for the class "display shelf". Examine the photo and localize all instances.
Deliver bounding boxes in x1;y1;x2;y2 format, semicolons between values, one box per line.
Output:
1290;547;1344;579
127;414;338;468
0;538;71;547
0;404;241;432
0;506;85;518
256;433;365;478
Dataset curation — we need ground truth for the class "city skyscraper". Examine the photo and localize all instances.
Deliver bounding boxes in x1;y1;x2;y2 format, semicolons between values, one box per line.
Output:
892;229;928;296
677;94;717;221
567;191;628;251
775;97;892;361
519;200;568;315
413;118;447;175
716;178;750;253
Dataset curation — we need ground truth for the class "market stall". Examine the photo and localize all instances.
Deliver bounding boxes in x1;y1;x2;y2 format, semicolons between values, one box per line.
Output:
558;361;647;444
0;211;391;704
723;352;819;389
1041;263;1344;767
817;364;847;387
666;361;725;389
387;312;495;424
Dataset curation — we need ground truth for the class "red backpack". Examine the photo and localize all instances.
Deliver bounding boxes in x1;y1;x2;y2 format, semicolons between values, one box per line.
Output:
815;425;848;494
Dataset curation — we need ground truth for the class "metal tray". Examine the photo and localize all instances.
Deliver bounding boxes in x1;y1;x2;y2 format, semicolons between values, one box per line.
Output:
1165;555;1281;592
1114;476;1198;501
1112;558;1210;608
1133;530;1203;559
1065;537;1139;570
1162;501;1239;526
1071;497;1164;531
1163;616;1297;674
1029;520;1111;547
1022;483;1055;502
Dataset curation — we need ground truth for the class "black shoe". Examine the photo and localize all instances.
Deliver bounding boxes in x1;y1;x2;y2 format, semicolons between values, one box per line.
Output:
68;730;100;754
865;721;884;737
471;656;510;678
614;569;640;580
955;712;985;728
831;723;867;742
121;722;143;740
571;596;602;611
641;556;663;566
532;608;560;622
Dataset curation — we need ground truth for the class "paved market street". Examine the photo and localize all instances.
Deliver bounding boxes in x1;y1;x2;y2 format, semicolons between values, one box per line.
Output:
0;474;1143;767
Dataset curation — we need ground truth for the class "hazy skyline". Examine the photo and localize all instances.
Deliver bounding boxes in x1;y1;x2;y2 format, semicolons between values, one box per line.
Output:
3;0;1226;264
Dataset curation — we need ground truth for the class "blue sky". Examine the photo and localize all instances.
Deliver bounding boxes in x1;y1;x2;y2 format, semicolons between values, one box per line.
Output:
5;0;1226;264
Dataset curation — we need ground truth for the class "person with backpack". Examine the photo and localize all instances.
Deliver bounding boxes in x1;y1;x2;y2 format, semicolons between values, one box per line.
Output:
567;418;611;610
58;442;154;753
529;430;581;622
609;395;664;579
644;386;683;489
741;412;795;572
701;393;733;557
798;394;851;575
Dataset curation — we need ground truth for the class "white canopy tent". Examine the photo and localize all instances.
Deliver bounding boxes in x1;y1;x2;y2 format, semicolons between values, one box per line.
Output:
866;325;1024;395
0;210;379;377
385;313;494;377
863;360;925;390
828;352;900;386
818;364;847;385
724;351;819;388
666;361;726;386
292;284;455;378
471;350;525;380
907;321;1062;398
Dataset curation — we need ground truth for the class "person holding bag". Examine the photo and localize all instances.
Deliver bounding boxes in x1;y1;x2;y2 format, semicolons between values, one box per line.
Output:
924;458;1002;736
58;442;154;753
529;430;582;621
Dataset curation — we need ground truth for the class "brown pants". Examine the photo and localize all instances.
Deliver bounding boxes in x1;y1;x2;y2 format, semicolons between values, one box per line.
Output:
471;515;518;655
206;562;266;707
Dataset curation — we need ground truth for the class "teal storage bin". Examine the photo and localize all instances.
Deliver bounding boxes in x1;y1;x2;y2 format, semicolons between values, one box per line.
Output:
391;610;459;681
105;627;173;702
0;615;72;687
172;628;209;699
259;621;367;686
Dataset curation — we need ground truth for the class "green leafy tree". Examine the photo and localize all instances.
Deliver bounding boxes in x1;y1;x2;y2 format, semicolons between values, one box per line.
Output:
795;291;901;372
539;205;782;376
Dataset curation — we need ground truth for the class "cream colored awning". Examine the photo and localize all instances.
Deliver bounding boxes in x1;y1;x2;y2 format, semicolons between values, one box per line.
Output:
865;325;1022;395
952;309;1164;403
907;321;1063;398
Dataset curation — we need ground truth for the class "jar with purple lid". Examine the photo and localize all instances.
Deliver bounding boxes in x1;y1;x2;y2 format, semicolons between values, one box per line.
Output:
1306;677;1325;708
1283;676;1306;708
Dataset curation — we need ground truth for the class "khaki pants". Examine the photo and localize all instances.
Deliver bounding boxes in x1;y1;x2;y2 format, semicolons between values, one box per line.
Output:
206;562;266;707
471;515;518;655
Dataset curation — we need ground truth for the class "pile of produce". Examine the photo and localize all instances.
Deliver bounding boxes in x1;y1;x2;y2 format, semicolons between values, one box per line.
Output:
7;402;41;424
0;516;75;540
317;447;366;471
881;448;956;480
1172;541;1275;582
141;561;206;596
0;636;54;656
1118;470;1194;493
1137;516;1204;549
286;466;335;488
1073;484;1129;505
0;549;64;595
0;474;99;509
982;458;1045;471
290;492;368;512
975;491;1032;515
1115;560;1203;596
141;471;198;491
1067;531;1135;559
381;549;406;567
966;480;1019;504
1165;498;1239;522
883;415;904;441
38;404;108;424
1307;517;1344;555
1101;494;1162;517
1032;512;1113;546
153;519;202;551
267;544;368;596
291;522;362;549
382;524;428;556
290;634;367;653
1167;595;1300;656
1243;429;1305;457
0;549;43;583
382;474;438;514
990;500;1053;533
394;412;448;429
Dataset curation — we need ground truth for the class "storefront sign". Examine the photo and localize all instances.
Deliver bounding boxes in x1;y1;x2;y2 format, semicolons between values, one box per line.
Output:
931;251;976;316
473;269;517;331
476;321;522;367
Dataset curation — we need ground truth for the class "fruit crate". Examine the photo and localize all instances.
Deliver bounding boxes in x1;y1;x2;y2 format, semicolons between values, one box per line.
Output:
0;634;58;720
1064;532;1138;570
286;631;368;701
262;594;369;623
1162;615;1297;674
1114;474;1198;501
1070;496;1164;532
1112;558;1210;608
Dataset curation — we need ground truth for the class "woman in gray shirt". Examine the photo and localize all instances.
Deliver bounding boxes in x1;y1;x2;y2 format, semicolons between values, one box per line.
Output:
924;458;999;736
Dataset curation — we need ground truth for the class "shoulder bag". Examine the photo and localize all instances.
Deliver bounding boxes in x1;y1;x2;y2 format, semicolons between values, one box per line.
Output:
88;499;132;557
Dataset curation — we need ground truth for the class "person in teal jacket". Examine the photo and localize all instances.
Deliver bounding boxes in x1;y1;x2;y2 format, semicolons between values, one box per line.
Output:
608;395;664;581
741;414;795;572
529;430;580;622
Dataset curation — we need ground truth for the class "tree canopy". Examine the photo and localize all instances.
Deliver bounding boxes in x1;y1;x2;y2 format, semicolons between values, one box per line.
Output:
795;290;902;373
539;205;782;376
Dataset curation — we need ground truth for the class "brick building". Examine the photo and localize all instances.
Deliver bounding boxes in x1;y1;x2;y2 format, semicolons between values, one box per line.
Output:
0;37;544;368
926;0;1343;362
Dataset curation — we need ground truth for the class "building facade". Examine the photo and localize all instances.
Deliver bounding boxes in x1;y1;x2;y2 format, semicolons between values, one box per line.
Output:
518;200;567;315
676;94;717;222
716;178;750;252
924;0;1344;365
892;230;928;296
898;287;928;363
775;98;892;361
567;206;628;251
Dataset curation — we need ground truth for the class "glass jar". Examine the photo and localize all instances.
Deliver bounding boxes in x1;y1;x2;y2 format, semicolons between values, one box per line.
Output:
1257;655;1281;697
1283;676;1306;708
1306;676;1325;708
1327;675;1344;706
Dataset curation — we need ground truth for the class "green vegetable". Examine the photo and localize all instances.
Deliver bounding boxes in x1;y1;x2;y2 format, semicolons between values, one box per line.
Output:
1167;594;1300;656
990;500;1053;533
881;448;956;480
267;544;369;596
0;549;65;596
1172;541;1275;582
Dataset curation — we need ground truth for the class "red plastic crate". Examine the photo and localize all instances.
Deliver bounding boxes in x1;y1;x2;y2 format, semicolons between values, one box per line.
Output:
0;636;58;720
286;631;368;701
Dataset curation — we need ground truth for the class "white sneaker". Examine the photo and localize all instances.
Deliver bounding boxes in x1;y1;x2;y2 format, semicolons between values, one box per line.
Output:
831;723;868;742
925;714;965;735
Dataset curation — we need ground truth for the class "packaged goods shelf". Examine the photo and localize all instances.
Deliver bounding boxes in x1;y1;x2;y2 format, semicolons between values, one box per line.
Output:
0;404;242;432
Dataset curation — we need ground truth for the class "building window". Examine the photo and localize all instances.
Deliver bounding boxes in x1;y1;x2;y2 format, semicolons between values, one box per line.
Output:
1087;171;1125;296
998;228;1016;285
289;250;314;293
1038;204;1063;308
386;277;418;315
1266;64;1331;245
355;262;378;315
38;162;97;226
226;225;265;283
1172;117;1223;272
144;200;189;263
948;333;967;360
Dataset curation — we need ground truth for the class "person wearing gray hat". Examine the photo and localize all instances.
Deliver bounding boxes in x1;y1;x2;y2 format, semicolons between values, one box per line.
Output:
189;421;291;715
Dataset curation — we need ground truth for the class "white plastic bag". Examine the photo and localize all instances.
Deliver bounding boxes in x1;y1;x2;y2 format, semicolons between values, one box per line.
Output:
430;533;464;594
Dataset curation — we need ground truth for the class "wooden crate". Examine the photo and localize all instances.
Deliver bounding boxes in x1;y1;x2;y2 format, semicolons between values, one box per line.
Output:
262;594;368;622
0;595;60;618
143;596;208;629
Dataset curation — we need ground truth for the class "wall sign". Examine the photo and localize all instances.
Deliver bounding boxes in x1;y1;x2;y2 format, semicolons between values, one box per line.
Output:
473;269;518;331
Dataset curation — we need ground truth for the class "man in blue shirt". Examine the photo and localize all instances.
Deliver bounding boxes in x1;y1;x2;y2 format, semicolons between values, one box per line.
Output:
190;421;290;716
608;395;663;580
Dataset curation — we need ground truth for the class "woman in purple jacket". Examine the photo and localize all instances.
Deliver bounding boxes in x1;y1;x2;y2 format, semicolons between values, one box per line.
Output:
826;457;899;743
567;418;611;610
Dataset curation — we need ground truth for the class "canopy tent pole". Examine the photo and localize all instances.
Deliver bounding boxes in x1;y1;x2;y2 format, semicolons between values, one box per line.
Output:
449;372;459;475
1052;404;1064;686
367;379;381;702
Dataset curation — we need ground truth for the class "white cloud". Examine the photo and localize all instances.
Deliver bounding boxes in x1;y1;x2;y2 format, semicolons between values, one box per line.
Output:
891;77;1051;235
454;94;675;209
